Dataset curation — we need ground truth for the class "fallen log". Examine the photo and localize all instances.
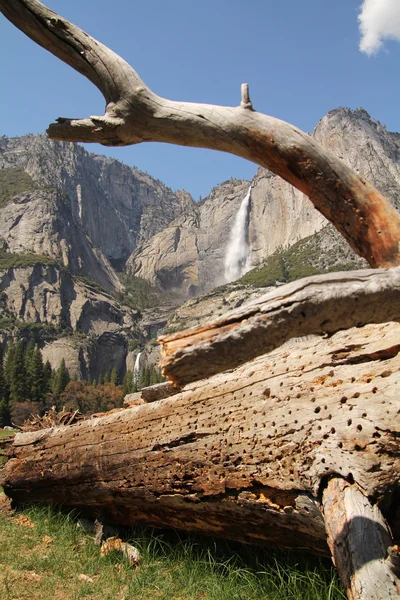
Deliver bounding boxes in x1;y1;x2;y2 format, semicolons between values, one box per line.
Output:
2;322;399;559
160;267;400;387
123;382;180;407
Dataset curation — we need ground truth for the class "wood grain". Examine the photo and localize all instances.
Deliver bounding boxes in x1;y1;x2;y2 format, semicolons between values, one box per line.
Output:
160;267;400;386
323;478;400;599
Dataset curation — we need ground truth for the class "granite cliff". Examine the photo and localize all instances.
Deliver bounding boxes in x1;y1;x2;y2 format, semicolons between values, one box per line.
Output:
0;135;195;288
0;135;194;377
130;108;400;295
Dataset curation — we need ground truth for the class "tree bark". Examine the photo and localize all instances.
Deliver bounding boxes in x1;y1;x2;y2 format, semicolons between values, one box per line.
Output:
160;267;400;387
2;322;399;560
322;478;400;599
1;0;400;268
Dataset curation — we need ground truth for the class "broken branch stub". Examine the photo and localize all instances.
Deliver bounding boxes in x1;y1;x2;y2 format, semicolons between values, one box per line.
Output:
1;0;400;267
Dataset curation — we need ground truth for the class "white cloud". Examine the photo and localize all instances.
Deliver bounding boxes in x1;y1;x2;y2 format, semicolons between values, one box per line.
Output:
358;0;400;55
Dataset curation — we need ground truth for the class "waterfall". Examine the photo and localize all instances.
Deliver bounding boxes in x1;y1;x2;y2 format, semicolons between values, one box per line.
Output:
133;352;141;385
224;186;252;283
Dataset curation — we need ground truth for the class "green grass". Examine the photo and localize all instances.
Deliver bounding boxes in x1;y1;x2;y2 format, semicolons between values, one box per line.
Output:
240;227;361;288
116;272;164;311
0;504;345;600
0;166;37;207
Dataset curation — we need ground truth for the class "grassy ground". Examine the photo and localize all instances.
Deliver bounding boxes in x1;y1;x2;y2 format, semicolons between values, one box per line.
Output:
0;430;15;438
0;501;345;600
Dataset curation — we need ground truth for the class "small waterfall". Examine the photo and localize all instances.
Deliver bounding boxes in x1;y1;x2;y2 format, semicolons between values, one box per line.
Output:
133;352;141;385
224;186;252;283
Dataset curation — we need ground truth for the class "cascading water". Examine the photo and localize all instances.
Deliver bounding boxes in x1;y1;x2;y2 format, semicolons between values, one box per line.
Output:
224;186;252;283
133;352;141;385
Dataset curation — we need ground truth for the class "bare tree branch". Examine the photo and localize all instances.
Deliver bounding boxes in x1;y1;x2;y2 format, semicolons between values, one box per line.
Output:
1;0;400;267
159;267;400;387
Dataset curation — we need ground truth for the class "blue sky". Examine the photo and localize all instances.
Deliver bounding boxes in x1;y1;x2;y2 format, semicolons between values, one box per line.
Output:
1;0;400;199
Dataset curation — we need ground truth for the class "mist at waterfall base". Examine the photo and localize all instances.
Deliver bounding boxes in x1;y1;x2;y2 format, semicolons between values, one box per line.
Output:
224;187;252;283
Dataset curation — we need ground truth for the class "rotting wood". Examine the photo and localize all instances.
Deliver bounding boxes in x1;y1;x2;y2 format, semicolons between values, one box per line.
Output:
123;382;180;407
322;478;400;599
2;322;399;555
1;0;400;268
160;267;400;387
140;382;181;402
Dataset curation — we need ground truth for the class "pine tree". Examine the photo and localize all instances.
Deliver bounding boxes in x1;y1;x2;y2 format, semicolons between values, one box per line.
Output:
0;397;10;427
6;341;27;403
149;366;158;386
122;370;134;395
29;346;47;405
139;366;151;389
0;343;9;424
110;368;119;386
4;341;15;389
98;373;104;386
0;351;8;402
103;371;110;383
52;359;70;397
43;360;53;392
24;340;36;400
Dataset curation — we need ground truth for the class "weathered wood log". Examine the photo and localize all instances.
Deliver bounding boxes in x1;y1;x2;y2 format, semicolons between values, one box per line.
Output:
322;478;400;599
1;0;400;268
123;383;180;407
160;267;400;387
2;322;399;559
140;382;181;403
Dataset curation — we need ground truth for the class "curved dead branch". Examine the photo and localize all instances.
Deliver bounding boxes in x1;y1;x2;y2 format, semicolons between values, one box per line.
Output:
160;267;400;387
1;0;400;267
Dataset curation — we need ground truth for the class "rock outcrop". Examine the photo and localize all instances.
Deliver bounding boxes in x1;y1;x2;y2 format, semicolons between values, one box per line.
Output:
130;180;251;295
0;263;139;379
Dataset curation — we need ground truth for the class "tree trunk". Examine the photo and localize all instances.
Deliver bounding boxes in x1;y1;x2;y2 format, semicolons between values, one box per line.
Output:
1;0;400;268
322;478;400;599
2;322;399;559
